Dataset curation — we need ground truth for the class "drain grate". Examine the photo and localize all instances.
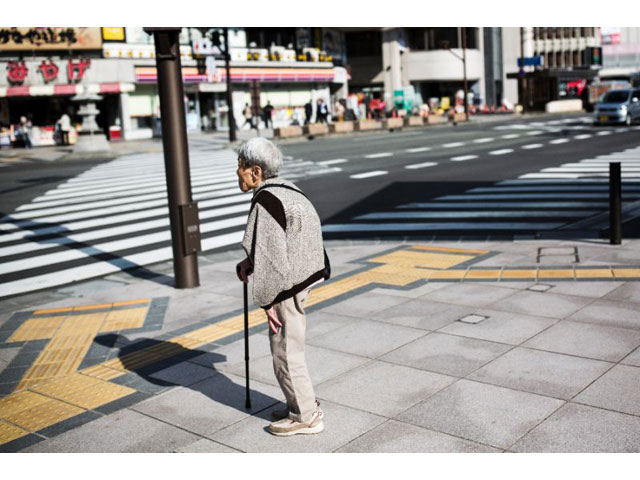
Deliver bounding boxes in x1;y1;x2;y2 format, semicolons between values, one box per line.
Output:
458;314;488;324
537;246;579;264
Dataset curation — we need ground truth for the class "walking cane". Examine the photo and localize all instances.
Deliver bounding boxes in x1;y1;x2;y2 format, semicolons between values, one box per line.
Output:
242;279;252;410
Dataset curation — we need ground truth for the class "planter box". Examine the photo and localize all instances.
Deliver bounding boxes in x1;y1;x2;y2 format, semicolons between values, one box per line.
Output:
404;116;425;127
384;118;404;129
303;123;330;136
356;119;382;131
425;115;446;125
274;126;303;138
329;121;355;133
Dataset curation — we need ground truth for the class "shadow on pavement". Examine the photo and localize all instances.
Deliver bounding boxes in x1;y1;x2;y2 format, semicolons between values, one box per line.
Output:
95;333;279;415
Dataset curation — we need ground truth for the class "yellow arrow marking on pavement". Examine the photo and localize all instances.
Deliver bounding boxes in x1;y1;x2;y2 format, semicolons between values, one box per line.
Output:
1;245;640;448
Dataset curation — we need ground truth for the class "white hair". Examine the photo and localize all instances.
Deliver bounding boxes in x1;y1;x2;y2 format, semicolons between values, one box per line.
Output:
237;137;283;179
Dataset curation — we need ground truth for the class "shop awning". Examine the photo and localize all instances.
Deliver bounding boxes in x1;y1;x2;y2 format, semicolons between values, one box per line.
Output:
0;82;135;98
135;66;345;84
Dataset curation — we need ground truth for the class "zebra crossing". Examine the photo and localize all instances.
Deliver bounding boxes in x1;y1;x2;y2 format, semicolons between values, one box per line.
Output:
0;148;334;299
322;146;640;237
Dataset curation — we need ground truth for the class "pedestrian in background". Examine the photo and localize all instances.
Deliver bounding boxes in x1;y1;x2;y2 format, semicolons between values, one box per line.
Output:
333;99;345;122
242;103;253;130
235;137;330;437
56;112;71;146
19;116;32;149
263;101;274;129
316;99;329;124
304;100;313;125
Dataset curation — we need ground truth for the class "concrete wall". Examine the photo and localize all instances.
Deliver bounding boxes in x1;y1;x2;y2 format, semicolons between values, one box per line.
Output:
403;49;484;82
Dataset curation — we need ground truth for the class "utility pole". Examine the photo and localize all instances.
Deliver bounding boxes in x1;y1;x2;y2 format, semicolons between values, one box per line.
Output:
144;27;200;289
462;27;469;122
223;27;237;142
519;27;525;113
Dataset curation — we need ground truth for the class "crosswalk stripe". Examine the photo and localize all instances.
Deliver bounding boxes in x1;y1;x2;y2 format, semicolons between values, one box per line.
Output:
405;162;437;169
473;138;494;143
317;159;348;165
350;171;388;179
405;147;431;153
550;139;570;144
451;155;478;161
323;222;565;233
522;144;543;149
489;149;513;155
443;142;464;148
365;153;393;158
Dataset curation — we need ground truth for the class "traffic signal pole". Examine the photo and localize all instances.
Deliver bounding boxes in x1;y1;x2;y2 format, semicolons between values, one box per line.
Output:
144;27;200;289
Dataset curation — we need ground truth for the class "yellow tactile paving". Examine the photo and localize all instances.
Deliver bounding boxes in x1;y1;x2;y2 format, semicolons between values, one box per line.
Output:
72;303;114;312
369;250;475;270
411;245;490;255
2;398;85;432
7;316;65;342
112;299;151;307
100;307;148;332
537;269;576;279
79;365;124;381
0;391;50;417
612;268;640;278
575;268;613;279
32;374;135;410
0;421;30;445
464;269;501;280
500;269;538;279
33;298;149;315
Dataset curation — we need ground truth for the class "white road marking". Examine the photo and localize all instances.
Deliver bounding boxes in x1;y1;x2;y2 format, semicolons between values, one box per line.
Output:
501;134;520;139
550;138;570;144
364;152;393;158
405;147;431;153
451;155;478;161
473;138;494;143
522;144;544;150
350;170;388;179
443;142;465;148
317;159;348;165
405;162;438;170
574;134;592;140
526;131;543;136
489;149;513;155
597;131;613;136
323;222;564;232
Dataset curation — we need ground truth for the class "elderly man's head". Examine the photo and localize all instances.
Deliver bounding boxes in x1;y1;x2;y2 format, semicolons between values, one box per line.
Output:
236;137;283;192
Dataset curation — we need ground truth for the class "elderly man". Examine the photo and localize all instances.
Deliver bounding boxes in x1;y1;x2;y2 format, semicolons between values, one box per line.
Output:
235;137;330;437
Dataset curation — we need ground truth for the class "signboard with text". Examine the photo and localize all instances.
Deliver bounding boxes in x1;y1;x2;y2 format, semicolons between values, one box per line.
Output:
0;27;102;51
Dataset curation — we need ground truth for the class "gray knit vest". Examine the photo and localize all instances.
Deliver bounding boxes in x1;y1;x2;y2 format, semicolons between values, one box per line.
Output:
241;177;330;308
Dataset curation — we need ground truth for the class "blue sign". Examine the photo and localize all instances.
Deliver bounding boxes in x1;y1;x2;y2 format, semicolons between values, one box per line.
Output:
518;56;544;67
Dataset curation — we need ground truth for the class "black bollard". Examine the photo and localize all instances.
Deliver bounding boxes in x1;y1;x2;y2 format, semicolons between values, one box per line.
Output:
609;162;622;245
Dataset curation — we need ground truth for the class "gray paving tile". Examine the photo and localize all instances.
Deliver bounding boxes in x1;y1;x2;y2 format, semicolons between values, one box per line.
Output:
574;365;640;417
420;283;517;308
23;409;200;453
371;299;474;331
0;347;21;365
336;419;501;453
489;290;593;319
494;281;537;290
471;252;530;267
438;308;556;345
148;360;218;387
603;282;640;304
132;372;282;437
308;319;426;359
396;379;564;450
316;361;456;417
568;300;640;331
468;347;613;400
369;283;449;299
381;332;511;377
523;321;640;363
622;347;640;367
304;311;360;340
512;403;640;452
222;344;369;388
544;281;622;299
209;400;386;452
320;290;411;318
177;438;240;453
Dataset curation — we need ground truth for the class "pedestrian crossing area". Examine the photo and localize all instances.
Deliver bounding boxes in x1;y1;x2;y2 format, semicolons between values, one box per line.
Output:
0;148;335;299
322;146;640;237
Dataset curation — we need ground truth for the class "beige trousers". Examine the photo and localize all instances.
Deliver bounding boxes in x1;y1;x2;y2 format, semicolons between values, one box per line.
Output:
269;289;317;423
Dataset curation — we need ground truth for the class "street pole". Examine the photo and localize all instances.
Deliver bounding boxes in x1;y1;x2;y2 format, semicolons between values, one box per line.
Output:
144;27;200;289
462;27;469;122
224;27;237;142
519;27;525;113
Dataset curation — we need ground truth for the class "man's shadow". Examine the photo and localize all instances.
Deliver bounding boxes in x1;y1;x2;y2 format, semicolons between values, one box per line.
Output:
95;333;281;417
